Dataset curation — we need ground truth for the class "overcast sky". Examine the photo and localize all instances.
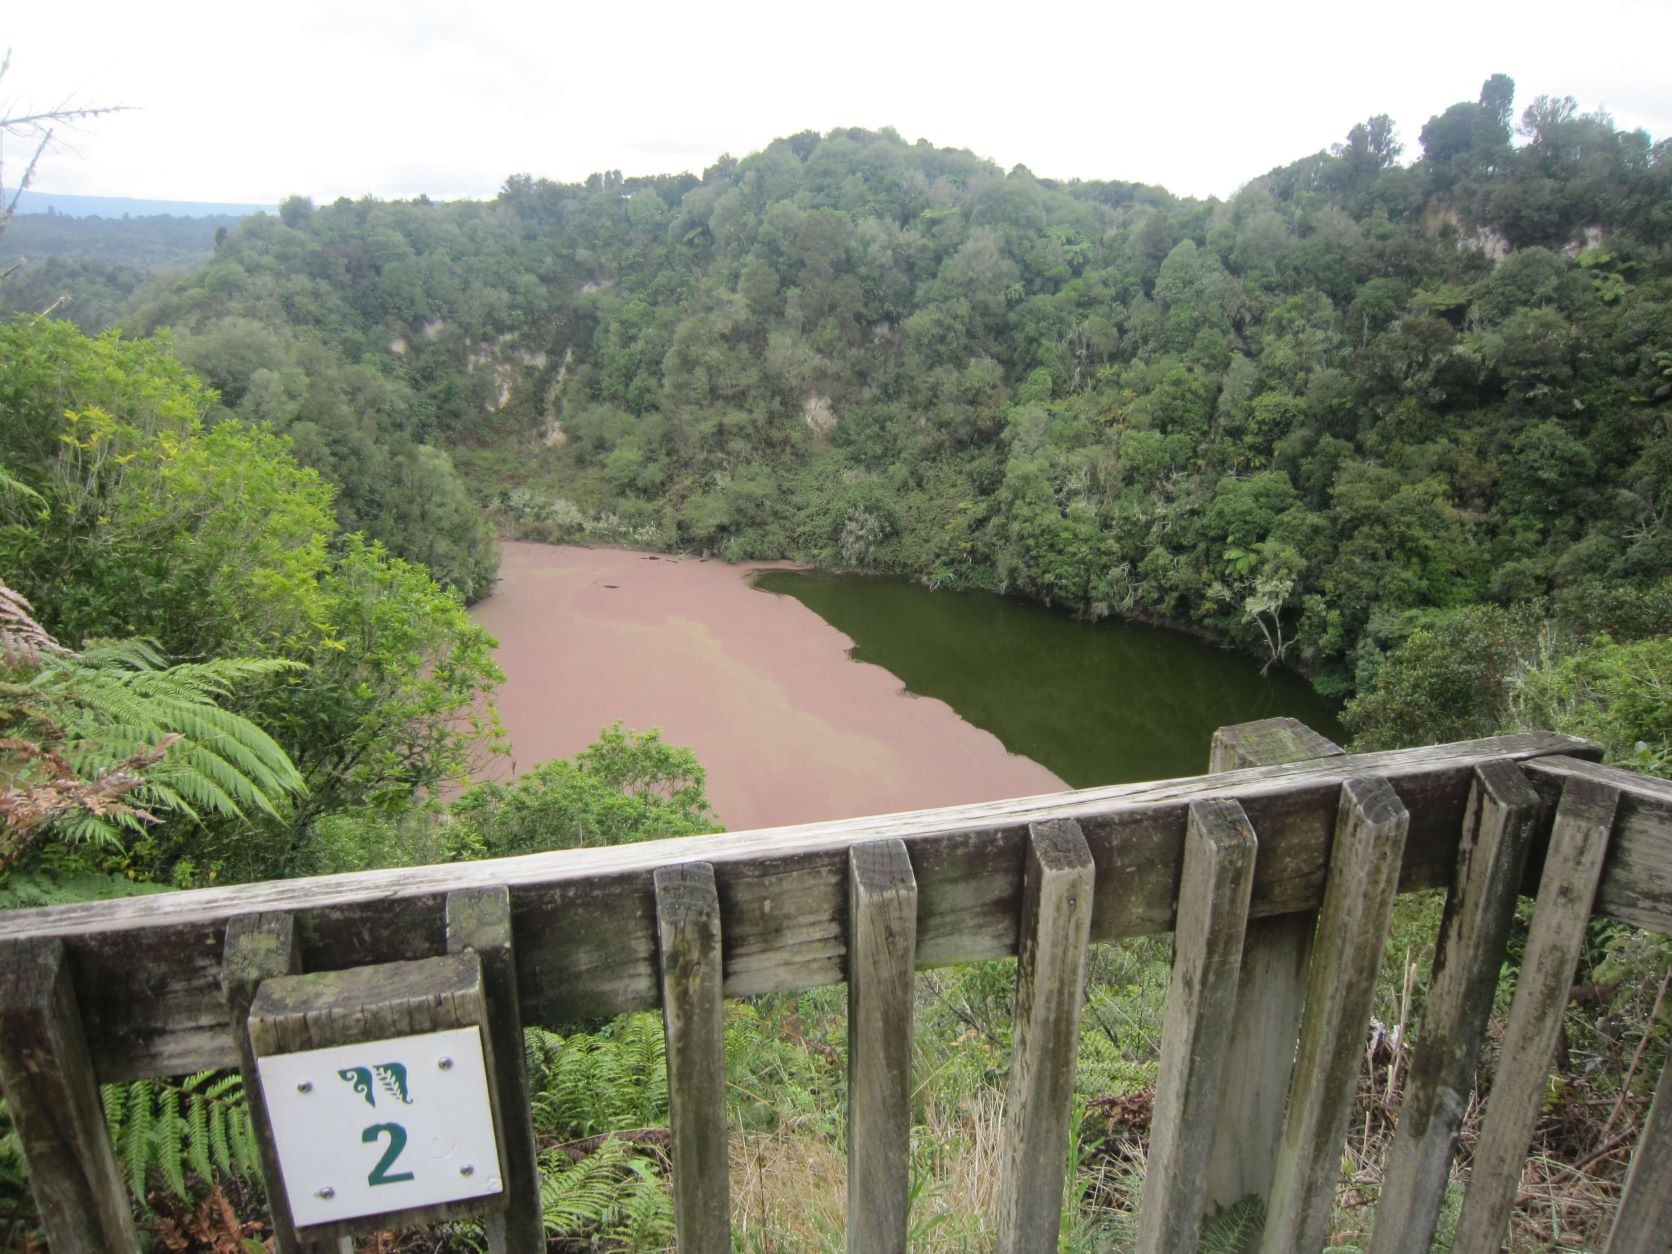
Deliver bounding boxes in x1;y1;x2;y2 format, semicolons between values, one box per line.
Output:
6;0;1670;207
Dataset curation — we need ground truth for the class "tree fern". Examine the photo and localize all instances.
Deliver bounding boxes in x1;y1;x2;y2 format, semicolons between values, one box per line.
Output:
1;575;305;873
41;641;305;826
0;576;64;666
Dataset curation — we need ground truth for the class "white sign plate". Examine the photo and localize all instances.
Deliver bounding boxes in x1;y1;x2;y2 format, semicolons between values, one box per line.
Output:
256;1026;502;1228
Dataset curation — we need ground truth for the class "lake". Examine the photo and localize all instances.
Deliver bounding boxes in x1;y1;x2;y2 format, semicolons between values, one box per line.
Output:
470;542;1343;831
753;569;1344;788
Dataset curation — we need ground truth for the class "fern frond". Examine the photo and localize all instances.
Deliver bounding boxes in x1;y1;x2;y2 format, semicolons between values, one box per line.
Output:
100;1082;127;1129
0;579;68;668
230;1103;258;1174
155;1083;187;1198
96;1071;257;1209
183;1072;214;1186
0;868;170;909
76;638;168;673
539;1139;630;1232
5;632;305;862
1200;1194;1265;1254
208;1099;233;1177
537;1137;673;1246
122;1081;152;1189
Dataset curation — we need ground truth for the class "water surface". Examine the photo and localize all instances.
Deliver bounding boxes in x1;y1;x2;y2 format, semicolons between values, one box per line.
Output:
752;570;1344;788
470;543;1064;831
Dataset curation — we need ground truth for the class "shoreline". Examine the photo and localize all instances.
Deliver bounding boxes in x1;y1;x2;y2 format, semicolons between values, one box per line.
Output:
468;541;1067;831
490;532;1337;703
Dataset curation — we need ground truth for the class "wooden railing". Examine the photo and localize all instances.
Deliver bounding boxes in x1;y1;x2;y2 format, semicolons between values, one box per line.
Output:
2;722;1670;1252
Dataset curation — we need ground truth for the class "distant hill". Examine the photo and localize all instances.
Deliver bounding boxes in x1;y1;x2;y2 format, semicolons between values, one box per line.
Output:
11;190;274;218
1;207;237;270
0;193;267;327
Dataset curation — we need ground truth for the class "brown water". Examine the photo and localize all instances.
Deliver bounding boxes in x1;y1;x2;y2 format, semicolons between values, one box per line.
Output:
469;542;1066;831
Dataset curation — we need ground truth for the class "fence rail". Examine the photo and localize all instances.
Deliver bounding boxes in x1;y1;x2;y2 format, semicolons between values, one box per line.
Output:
2;723;1670;1252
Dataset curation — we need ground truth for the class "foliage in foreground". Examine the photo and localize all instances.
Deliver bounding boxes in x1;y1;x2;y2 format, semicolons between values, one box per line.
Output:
1;576;304;881
0;316;503;887
446;722;722;858
3;716;1666;1251
1345;577;1672;778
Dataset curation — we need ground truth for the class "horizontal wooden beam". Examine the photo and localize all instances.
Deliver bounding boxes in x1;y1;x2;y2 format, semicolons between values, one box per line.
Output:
0;734;1632;1083
1522;756;1672;935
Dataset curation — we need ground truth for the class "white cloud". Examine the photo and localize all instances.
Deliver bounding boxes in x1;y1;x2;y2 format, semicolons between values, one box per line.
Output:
6;0;1669;205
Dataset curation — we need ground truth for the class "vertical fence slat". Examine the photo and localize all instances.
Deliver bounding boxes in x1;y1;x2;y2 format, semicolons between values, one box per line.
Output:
996;818;1095;1254
846;839;918;1254
1206;718;1344;1211
655;861;729;1253
222;913;350;1254
1369;759;1540;1254
1452;777;1620;1252
1261;777;1410;1254
1602;1043;1672;1253
0;936;139;1253
1137;798;1258;1254
447;885;544;1254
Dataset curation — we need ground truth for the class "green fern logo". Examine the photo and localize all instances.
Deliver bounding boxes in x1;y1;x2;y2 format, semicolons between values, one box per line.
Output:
336;1064;413;1108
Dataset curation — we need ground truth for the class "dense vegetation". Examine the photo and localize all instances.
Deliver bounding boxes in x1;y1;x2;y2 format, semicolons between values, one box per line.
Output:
0;209;231;329
11;75;1665;705
3;73;1670;1250
0;318;504;888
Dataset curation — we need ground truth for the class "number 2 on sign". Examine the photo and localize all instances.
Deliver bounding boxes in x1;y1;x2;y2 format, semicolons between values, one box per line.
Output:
362;1122;415;1186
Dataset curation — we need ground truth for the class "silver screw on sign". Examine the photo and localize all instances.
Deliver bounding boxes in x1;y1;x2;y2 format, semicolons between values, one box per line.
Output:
438;1056;454;1071
315;1187;335;1200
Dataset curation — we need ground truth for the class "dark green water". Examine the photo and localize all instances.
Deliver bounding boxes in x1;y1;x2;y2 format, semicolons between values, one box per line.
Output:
753;570;1345;788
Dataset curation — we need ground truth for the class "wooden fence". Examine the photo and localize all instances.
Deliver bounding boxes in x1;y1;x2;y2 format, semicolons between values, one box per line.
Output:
1;721;1670;1252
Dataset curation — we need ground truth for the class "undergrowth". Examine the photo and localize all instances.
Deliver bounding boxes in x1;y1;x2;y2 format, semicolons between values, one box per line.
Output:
0;916;1663;1250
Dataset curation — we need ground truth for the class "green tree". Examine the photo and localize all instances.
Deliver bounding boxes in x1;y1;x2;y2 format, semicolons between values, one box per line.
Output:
0;319;502;882
264;534;502;838
0;320;335;657
446;724;720;858
1343;604;1544;749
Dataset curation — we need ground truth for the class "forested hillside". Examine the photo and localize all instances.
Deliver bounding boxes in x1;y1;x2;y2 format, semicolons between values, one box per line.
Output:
0;210;234;333
5;75;1669;704
23;76;1656;704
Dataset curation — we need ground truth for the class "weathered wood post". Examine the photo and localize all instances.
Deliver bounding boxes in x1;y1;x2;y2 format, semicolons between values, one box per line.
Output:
222;912;349;1254
1260;777;1409;1253
996;818;1096;1254
1452;777;1619;1251
846;839;918;1254
244;952;516;1250
655;861;730;1253
0;936;140;1253
447;885;545;1254
1204;717;1344;1214
1137;798;1258;1254
1369;760;1540;1254
1601;1032;1672;1253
